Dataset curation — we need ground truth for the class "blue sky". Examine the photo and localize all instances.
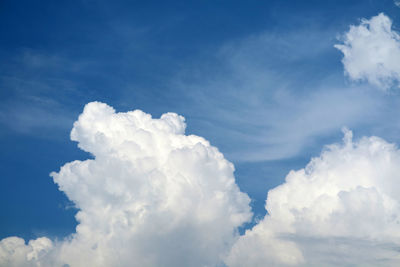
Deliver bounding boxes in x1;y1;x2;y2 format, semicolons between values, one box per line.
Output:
2;1;400;266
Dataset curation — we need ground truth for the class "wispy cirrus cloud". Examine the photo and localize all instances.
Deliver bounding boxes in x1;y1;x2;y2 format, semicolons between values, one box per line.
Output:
0;49;94;137
169;25;380;162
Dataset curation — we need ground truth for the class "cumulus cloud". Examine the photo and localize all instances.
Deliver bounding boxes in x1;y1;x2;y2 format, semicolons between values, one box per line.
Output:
6;102;400;267
335;13;400;90
0;237;53;267
226;129;400;266
0;102;252;267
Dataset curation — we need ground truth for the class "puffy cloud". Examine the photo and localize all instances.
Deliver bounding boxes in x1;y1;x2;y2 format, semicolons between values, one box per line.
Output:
0;102;252;267
0;237;53;267
226;129;400;266
335;13;400;90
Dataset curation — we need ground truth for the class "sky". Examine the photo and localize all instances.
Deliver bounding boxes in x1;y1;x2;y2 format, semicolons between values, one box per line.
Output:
2;0;400;266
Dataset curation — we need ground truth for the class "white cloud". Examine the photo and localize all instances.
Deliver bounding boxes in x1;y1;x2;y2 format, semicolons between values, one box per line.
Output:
0;102;252;267
395;0;400;8
335;13;400;90
226;129;400;266
0;237;53;267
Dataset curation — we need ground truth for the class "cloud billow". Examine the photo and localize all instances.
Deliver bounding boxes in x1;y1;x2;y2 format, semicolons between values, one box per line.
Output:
335;13;400;90
3;13;400;266
0;102;252;267
225;129;400;266
3;104;400;266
